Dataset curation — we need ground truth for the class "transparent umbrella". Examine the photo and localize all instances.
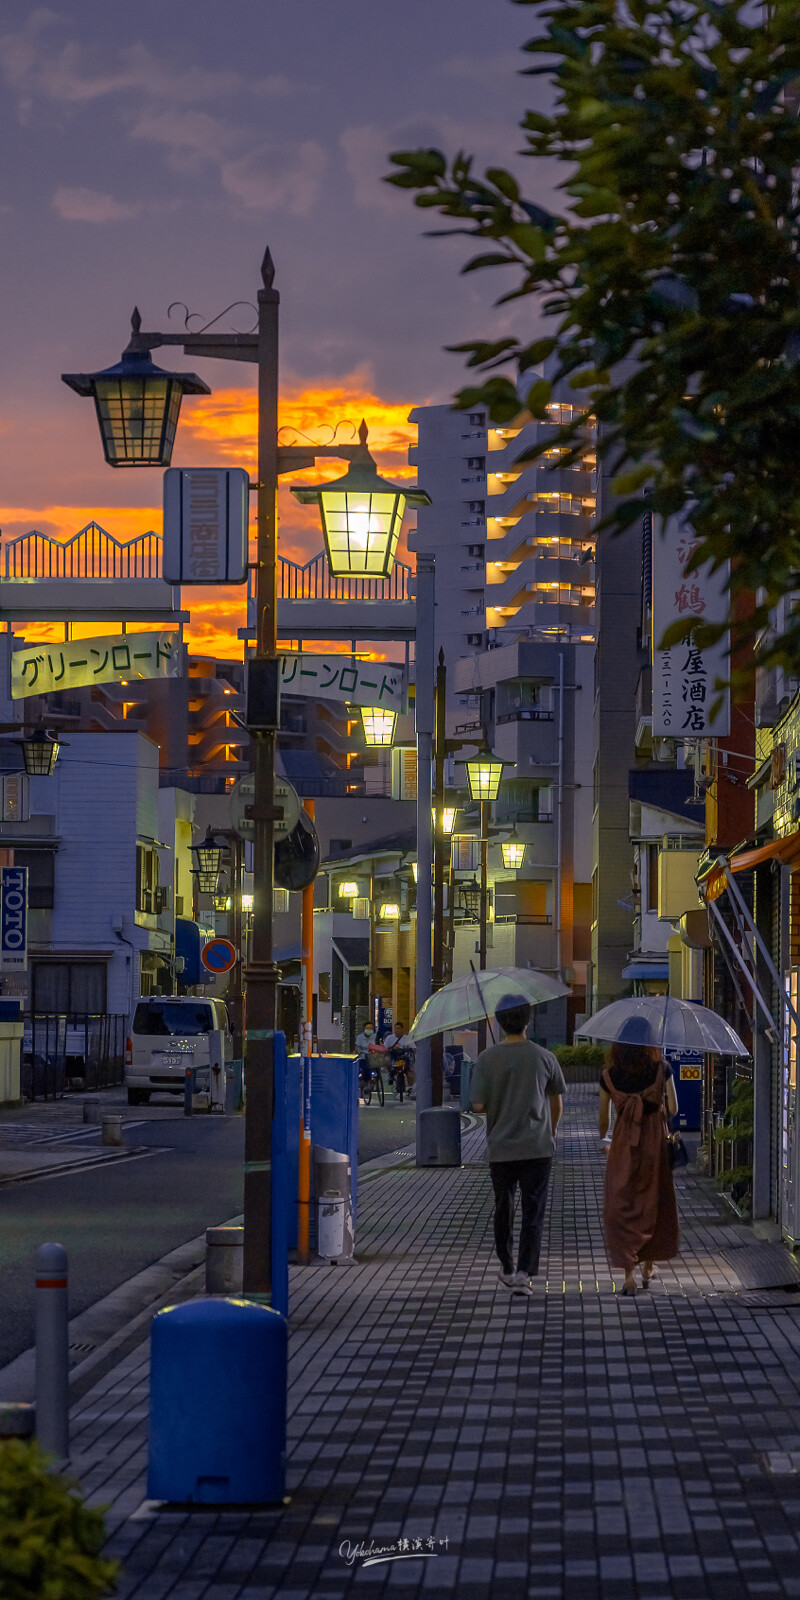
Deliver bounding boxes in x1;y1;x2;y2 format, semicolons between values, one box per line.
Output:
573;996;749;1056
409;966;569;1042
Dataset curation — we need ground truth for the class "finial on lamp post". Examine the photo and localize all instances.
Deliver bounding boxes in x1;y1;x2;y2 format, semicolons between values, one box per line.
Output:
261;247;275;288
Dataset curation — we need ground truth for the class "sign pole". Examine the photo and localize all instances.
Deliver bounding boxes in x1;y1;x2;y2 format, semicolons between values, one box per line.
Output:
298;799;314;1263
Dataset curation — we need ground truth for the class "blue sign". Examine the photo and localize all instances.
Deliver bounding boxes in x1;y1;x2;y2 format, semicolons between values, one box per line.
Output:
1;866;28;972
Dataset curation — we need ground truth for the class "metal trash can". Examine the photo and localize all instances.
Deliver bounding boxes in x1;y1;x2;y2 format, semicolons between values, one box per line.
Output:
312;1146;354;1260
317;1191;346;1259
148;1297;287;1504
418;1105;462;1167
225;1058;244;1115
205;1226;244;1295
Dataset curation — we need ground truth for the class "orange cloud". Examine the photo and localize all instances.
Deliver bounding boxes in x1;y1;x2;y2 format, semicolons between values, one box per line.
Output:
0;374;425;659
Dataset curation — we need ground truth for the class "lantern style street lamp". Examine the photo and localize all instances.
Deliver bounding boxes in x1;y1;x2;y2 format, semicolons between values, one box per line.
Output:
191;829;225;895
379;901;400;920
290;420;430;579
338;880;360;899
361;706;397;746
437;804;457;835
62;310;210;468
465;752;505;803
18;730;61;777
502;832;526;870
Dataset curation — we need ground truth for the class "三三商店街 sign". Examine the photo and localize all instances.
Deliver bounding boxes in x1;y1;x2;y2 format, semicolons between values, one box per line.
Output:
279;654;405;711
652;512;730;740
11;631;182;700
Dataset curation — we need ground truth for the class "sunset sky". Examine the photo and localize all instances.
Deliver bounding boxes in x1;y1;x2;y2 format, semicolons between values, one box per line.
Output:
0;1;555;657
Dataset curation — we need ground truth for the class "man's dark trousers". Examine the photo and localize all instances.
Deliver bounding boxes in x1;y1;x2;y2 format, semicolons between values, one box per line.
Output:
490;1157;552;1276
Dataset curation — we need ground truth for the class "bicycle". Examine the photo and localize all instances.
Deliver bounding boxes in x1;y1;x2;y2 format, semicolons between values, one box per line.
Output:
360;1059;385;1107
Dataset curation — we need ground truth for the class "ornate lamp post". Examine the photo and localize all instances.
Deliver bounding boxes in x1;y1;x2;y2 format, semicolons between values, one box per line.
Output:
360;706;397;746
290;421;429;578
62;247;429;1301
17;730;61;777
465;751;506;1050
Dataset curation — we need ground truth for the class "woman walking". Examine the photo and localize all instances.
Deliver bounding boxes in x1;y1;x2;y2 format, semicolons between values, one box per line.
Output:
598;1041;680;1295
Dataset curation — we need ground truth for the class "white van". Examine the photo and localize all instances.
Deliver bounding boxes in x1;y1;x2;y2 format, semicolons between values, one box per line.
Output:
125;996;232;1105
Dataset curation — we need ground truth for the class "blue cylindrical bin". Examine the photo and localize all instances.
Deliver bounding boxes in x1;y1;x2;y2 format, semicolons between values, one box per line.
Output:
148;1298;287;1504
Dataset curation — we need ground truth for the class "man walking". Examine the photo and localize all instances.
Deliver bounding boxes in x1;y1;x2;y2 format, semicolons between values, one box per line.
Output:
470;993;566;1296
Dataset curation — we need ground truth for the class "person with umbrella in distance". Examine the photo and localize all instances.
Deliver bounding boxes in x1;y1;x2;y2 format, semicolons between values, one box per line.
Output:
597;1020;680;1295
575;995;750;1295
470;993;567;1296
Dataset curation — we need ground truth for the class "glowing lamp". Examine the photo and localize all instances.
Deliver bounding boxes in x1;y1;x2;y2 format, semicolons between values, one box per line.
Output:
434;804;457;835
412;862;418;882
19;730;60;776
62;308;210;468
339;880;360;898
379;902;400;920
361;706;397;747
242;893;254;910
289;419;430;579
465;752;505;803
502;835;526;870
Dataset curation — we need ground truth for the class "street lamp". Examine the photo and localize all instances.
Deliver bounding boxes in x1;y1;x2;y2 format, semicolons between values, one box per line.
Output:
191;829;225;895
436;804;457;835
502;832;526;870
361;706;396;746
62;310;210;468
290;420;431;578
17;730;61;776
338;880;360;899
379;901;400;920
62;247;430;1305
465;752;505;803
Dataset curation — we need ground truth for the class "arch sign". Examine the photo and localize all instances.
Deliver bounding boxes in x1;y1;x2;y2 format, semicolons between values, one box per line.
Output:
200;937;237;976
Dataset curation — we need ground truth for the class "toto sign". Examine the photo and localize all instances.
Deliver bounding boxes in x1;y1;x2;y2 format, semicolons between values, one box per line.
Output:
0;866;28;972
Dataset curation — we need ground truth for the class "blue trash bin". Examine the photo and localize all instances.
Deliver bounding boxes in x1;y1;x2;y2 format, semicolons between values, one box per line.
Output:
148;1298;287;1504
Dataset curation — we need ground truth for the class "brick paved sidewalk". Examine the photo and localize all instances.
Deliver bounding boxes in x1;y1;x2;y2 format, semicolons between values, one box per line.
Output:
67;1085;800;1599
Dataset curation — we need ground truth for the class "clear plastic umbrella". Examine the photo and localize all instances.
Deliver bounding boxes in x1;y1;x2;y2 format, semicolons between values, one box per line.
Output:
573;996;749;1056
409;966;569;1041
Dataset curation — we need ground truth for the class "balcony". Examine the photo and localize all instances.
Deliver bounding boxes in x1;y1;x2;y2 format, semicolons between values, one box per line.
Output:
496;708;554;724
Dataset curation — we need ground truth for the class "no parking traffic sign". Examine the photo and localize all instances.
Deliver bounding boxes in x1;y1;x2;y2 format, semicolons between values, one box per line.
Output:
201;937;237;975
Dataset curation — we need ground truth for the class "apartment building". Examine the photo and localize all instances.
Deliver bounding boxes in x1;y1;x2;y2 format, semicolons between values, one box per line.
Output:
408;391;596;726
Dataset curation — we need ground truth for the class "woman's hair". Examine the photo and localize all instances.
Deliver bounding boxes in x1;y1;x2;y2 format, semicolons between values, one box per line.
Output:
606;1041;662;1075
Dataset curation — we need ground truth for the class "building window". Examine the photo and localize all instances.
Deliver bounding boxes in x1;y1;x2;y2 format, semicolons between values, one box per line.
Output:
136;845;159;915
647;845;659;913
13;849;54;910
467;457;485;472
32;961;107;1014
318;971;331;1004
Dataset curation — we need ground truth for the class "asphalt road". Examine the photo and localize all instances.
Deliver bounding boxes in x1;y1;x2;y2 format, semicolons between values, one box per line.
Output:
0;1090;419;1371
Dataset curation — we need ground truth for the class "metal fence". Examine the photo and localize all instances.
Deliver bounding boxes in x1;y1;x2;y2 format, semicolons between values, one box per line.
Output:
5;522;161;579
23;1014;127;1101
278;549;412;602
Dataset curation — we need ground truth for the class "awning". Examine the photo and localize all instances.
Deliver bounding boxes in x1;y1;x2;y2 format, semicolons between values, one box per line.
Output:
621;961;669;981
703;833;800;901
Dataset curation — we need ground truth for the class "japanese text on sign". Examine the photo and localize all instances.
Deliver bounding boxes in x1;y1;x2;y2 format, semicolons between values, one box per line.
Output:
1;866;27;972
11;631;182;700
279;654;405;712
652;513;730;739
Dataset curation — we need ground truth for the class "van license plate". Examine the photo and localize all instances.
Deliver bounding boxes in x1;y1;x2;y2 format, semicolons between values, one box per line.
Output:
161;1054;185;1068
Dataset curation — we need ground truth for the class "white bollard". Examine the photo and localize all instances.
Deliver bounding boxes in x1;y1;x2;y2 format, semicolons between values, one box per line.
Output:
205;1226;244;1294
101;1115;124;1147
35;1243;69;1460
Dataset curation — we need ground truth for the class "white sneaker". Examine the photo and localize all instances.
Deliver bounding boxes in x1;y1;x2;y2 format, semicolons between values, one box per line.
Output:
498;1269;515;1289
512;1273;535;1295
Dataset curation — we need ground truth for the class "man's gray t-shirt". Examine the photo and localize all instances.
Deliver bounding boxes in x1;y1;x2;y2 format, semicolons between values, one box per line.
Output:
470;1040;566;1163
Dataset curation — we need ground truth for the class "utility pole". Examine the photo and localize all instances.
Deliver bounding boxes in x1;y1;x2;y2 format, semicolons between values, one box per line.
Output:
298;798;314;1261
414;553;435;1159
431;649;447;1106
477;799;490;1054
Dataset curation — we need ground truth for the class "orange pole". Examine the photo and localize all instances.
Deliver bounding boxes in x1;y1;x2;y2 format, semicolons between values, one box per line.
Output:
298;799;314;1262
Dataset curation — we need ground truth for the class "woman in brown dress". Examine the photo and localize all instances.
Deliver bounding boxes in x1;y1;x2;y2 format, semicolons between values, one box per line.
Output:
598;1042;680;1294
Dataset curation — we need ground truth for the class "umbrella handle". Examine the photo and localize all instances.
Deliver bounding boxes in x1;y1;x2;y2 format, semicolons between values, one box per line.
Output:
469;961;495;1044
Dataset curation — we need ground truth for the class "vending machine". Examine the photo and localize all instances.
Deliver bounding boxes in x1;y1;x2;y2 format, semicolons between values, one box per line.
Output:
664;1048;703;1131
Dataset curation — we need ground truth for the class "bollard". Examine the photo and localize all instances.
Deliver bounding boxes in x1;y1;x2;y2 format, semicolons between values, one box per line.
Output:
82;1096;102;1125
101;1115;124;1147
35;1243;69;1461
183;1065;196;1117
205;1226;244;1295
